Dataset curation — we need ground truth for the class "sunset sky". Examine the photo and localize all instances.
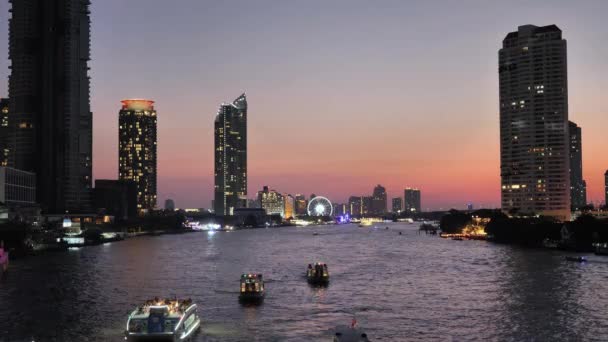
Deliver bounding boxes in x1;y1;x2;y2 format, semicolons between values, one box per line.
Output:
0;0;607;210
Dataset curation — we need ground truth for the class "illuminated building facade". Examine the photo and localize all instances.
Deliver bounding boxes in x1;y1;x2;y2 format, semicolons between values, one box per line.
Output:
214;93;247;216
284;194;294;219
257;186;284;217
568;121;586;210
499;25;570;220
371;184;387;214
118;99;157;212
0;99;8;166
8;0;93;213
404;188;421;212
392;197;403;213
349;196;362;216
294;194;307;216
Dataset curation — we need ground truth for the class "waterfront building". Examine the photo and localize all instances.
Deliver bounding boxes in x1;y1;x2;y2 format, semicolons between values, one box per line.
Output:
404;188;421;213
569;121;586;210
284;194;295;219
348;196;362;216
294;194;307;216
371;184;387;214
247;198;260;209
7;0;93;214
0;99;8;167
362;196;372;216
93;179;137;220
499;25;570;220
334;203;347;216
165;199;176;211
0;167;36;207
392;197;403;213
233;208;268;227
214;93;247;216
258;186;284;217
118;99;157;213
605;170;608;207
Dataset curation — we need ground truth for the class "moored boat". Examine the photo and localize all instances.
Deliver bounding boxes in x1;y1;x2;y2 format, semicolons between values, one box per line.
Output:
125;298;200;341
239;273;265;303
306;262;329;285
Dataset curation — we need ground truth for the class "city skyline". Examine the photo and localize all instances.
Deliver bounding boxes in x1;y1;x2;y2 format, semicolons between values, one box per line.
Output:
0;1;607;210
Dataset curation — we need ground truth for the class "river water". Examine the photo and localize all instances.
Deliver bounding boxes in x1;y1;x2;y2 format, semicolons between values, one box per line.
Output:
1;223;607;341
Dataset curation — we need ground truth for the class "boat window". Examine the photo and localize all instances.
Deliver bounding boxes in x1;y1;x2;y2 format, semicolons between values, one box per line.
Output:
183;314;196;330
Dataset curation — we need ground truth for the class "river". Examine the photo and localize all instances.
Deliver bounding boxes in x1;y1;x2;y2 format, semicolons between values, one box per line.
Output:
1;223;607;341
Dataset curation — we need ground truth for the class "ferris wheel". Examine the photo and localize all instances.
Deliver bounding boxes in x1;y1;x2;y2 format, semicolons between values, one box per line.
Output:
307;196;333;216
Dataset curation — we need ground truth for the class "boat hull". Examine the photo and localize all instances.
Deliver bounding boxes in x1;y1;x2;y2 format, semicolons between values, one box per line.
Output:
126;317;200;341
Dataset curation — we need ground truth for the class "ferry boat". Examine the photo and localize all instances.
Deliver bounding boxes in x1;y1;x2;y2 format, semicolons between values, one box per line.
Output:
239;273;265;303
306;262;329;285
333;324;370;341
593;242;608;256
125;298;201;341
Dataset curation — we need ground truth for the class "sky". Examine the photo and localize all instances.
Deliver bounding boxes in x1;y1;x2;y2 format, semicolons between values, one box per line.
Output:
0;0;607;210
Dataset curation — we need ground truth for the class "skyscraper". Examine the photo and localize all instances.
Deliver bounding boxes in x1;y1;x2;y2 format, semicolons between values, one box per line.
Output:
0;99;9;167
294;194;307;216
8;0;93;213
284;194;295;219
118;99;157;212
568;121;586;210
214;93;247;216
605;170;608;208
499;25;570;220
371;184;387;214
392;197;403;213
258;186;284;217
404;188;421;213
348;196;362;216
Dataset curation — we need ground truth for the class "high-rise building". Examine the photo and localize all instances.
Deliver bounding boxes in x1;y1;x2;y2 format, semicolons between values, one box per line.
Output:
294;194;307;216
334;203;347;216
348;196;362;216
404;188;421;213
568;121;586;210
605;171;608;208
499;25;570;220
165;199;175;211
362;196;372;216
257;186;284;217
0;99;9;166
371;184;387;214
284;194;295;219
8;0;93;213
214;93;247;216
93;179;137;220
118;99;157;212
392;197;403;213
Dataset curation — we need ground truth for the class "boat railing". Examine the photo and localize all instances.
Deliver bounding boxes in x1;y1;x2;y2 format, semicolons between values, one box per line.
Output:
174;304;197;335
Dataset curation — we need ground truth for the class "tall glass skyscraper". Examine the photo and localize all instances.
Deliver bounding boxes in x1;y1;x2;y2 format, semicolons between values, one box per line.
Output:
118;99;158;212
404;188;421;213
499;25;570;220
214;93;247;216
8;0;93;213
568;121;586;210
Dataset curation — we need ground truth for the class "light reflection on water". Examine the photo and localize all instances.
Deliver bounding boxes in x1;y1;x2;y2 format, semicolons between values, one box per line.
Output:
1;223;607;341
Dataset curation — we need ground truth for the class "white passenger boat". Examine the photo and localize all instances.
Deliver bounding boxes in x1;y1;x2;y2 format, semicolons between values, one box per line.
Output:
125;298;200;341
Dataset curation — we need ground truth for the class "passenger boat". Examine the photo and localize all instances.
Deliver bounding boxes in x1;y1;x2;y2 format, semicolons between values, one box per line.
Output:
306;262;329;285
333;322;370;341
125;298;201;341
239;273;265;303
565;256;587;263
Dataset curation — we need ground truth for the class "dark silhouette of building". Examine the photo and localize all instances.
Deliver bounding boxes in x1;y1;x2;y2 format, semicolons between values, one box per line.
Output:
499;25;570;220
118;99;157;212
214;93;247;216
8;0;93;214
568;121;586;210
392;197;403;213
605;170;608;208
0;99;8;166
294;194;307;216
371;184;387;214
93;180;137;220
404;188;421;213
165;199;175;211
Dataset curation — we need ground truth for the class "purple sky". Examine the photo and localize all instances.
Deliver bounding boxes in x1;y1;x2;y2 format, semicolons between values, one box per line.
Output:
0;0;607;210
